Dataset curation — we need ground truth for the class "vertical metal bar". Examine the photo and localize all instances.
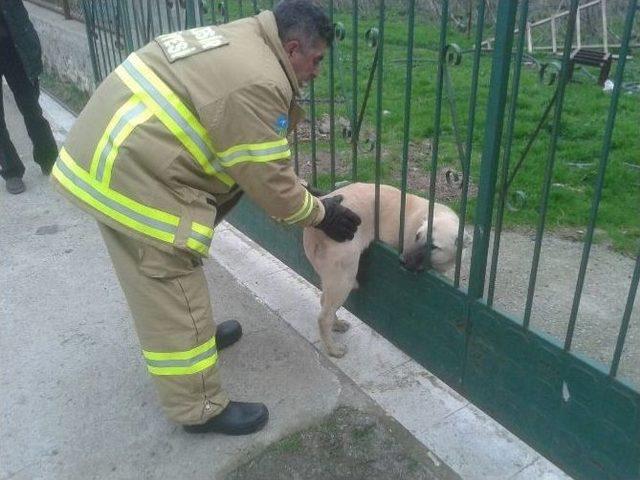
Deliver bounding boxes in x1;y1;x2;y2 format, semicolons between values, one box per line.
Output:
121;0;135;53
526;21;532;53
174;0;183;29
144;0;155;40
186;0;196;27
197;0;205;25
373;0;385;242
252;0;258;15
444;66;465;168
154;0;164;33
130;0;144;48
82;0;102;84
62;0;72;19
522;0;579;327
487;0;530;306
111;0;126;63
95;1;112;76
293;127;299;176
329;0;336;190
113;0;127;62
576;9;581;49
610;247;640;377
210;0;217;24
601;0;609;53
105;0;121;70
165;0;175;31
454;0;486;288
424;0;449;264
467;0;518;300
350;0;358;182
564;0;637;351
551;15;557;54
310;80;318;188
224;0;229;23
398;0;416;254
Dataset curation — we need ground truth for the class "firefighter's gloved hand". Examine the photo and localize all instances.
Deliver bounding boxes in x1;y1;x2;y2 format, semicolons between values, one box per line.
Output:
315;195;361;242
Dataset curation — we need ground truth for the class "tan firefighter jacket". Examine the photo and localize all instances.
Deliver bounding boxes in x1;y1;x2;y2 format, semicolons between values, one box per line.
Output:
52;11;324;257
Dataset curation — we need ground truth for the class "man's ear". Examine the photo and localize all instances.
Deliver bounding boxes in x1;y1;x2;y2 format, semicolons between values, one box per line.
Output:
282;39;301;57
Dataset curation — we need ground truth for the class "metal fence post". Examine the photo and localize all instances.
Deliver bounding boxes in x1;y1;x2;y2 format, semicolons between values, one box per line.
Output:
467;0;519;300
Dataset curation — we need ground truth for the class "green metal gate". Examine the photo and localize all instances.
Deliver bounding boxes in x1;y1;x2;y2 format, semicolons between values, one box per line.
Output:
81;1;639;478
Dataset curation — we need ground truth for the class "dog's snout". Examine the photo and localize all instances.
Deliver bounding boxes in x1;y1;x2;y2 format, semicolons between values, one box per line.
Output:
401;248;426;272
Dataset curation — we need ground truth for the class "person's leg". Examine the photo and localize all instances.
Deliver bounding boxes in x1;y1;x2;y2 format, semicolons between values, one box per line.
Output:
0;54;26;181
97;223;229;425
3;41;57;174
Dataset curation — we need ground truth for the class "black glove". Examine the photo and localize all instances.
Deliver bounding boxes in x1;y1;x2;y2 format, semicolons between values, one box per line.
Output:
315;195;361;242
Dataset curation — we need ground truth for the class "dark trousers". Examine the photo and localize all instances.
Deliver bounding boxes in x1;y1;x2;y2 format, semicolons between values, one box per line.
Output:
0;39;58;180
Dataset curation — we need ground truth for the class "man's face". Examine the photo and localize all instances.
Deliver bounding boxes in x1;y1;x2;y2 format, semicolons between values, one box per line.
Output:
284;39;327;86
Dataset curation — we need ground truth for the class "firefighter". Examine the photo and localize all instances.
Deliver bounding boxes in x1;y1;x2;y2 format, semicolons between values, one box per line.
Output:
52;0;360;435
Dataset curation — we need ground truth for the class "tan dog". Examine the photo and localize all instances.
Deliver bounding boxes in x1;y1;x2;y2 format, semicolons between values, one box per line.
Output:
303;183;465;357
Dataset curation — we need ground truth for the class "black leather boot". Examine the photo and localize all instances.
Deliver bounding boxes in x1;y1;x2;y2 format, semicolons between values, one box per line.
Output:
183;401;269;435
216;320;242;350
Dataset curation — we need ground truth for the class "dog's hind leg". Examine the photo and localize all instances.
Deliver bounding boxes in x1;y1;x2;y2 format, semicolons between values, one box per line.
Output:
318;258;359;357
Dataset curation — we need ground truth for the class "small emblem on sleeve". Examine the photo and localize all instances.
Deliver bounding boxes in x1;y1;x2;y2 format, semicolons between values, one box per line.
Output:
275;114;289;137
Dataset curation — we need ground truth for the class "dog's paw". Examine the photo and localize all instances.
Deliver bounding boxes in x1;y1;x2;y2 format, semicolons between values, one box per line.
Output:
327;343;348;358
332;319;351;333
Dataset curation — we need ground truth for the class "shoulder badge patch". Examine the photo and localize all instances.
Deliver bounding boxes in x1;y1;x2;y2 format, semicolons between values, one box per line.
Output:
275;114;289;137
156;26;229;63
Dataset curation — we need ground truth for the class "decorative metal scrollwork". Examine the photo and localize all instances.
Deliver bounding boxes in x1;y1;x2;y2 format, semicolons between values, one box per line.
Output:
365;27;379;48
359;135;376;153
333;22;346;42
506;190;527;212
445;169;463;188
444;43;463;66
539;60;562;86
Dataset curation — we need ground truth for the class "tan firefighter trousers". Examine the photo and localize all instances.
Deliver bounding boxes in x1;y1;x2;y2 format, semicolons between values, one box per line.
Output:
98;222;230;425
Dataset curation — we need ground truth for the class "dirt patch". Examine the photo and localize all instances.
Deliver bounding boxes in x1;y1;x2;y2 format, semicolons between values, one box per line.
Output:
291;119;477;203
224;406;459;480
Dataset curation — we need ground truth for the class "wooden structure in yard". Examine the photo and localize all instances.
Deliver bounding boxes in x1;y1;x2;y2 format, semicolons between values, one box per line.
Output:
481;0;636;54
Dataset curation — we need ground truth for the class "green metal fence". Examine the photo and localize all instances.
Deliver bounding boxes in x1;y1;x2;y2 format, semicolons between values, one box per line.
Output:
81;1;639;478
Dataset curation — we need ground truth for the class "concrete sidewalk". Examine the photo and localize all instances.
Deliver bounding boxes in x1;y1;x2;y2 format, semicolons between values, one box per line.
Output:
0;85;570;479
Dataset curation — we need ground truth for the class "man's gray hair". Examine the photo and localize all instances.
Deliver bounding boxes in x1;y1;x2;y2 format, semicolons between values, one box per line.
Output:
274;0;334;49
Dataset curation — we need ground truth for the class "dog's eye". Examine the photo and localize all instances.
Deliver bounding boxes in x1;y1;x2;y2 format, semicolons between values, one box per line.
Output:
430;244;439;250
415;233;420;241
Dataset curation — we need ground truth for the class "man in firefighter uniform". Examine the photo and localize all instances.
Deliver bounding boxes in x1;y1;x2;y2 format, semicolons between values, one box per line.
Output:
52;0;360;435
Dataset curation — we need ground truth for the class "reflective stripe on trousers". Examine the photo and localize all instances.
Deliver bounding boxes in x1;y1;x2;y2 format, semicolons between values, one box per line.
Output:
143;336;218;376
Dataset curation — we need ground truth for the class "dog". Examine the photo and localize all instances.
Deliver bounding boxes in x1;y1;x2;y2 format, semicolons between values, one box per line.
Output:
303;182;466;357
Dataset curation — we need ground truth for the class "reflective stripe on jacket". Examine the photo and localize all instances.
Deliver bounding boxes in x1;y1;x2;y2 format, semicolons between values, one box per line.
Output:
52;11;323;257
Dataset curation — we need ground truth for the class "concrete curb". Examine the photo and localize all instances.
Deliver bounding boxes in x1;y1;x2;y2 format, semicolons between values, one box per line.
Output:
40;90;571;480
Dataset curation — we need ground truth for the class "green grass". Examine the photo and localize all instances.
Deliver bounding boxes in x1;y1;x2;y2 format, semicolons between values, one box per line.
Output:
298;10;639;255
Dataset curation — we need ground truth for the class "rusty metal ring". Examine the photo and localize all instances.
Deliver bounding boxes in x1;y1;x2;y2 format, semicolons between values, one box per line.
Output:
365;27;379;48
506;190;527;212
444;43;463;66
333;22;346;42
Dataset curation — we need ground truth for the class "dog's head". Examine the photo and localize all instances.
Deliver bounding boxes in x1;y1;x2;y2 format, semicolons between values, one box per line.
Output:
400;208;470;273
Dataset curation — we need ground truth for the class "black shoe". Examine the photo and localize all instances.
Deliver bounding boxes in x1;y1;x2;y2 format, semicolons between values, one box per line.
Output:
5;177;25;194
183;401;269;435
216;320;242;350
